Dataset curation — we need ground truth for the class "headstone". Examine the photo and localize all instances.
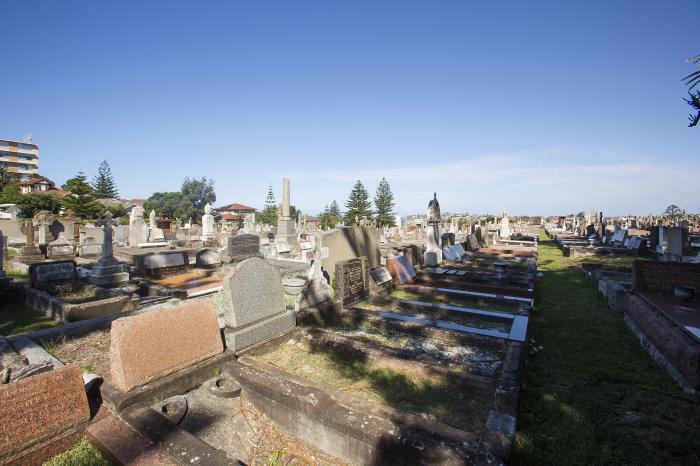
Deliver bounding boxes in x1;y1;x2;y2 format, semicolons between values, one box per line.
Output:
227;234;260;262
370;266;392;286
148;209;156;229
110;299;224;391
201;203;214;239
148;228;166;243
129;206;149;246
79;236;102;258
467;234;479;250
424;193;443;266
275;178;297;250
47;233;74;260
29;260;79;293
142;251;188;278
221;258;295;352
611;229;627;245
16;220;44;264
500;216;511;239
0;365;90;465
386;255;417;285
89;213;129;287
335;257;370;306
196;249;222;268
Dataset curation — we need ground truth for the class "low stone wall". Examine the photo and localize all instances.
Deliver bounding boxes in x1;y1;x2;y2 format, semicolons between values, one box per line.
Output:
24;287;133;322
632;260;700;293
624;293;700;390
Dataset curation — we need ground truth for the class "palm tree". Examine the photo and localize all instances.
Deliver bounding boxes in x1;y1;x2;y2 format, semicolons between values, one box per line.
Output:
683;54;700;127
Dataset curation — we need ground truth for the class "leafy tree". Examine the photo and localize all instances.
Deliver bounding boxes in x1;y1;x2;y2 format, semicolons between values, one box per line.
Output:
92;160;119;198
663;204;685;223
683;54;700;127
256;185;278;226
0;184;22;204
344;180;372;225
0;168;19;192
289;205;299;221
16;194;61;218
374;177;396;227
144;192;189;220
61;172;102;219
180;177;216;221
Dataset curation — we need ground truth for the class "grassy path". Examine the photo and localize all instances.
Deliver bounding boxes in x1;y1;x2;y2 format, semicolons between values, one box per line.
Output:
512;231;700;465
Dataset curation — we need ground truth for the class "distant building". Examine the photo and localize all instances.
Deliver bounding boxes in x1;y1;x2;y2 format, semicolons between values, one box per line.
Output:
214;202;257;221
0;137;39;180
18;177;70;198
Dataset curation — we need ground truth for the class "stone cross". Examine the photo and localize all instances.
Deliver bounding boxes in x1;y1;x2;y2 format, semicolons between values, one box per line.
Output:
96;212;116;265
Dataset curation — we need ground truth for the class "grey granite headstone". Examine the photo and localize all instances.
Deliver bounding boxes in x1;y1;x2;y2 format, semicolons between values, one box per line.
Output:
221;257;294;351
79;236;102;258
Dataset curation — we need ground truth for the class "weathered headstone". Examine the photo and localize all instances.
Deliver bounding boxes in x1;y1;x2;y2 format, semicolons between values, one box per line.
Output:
16;220;44;264
201;203;214;239
47;233;74;260
195;249;222;268
221;257;295;352
110;299;224;392
128;206;149;246
335;257;369;306
227;234;260;262
386;255;417;285
141;251;188;278
78;236;101;258
148;228;166;243
424;193;443;266
29;260;79;293
89;213;129;287
0;364;90;465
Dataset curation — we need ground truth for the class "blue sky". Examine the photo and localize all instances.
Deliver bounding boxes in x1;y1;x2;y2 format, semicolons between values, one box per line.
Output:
2;1;698;216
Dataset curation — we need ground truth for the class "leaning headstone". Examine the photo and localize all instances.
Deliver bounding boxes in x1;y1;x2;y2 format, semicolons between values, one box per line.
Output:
221;258;295;352
227;234;260;262
196;249;222;268
29;260;79;294
335;257;369;306
0;364;90;465
370;266;392;286
109;299;224;392
386;255;417;285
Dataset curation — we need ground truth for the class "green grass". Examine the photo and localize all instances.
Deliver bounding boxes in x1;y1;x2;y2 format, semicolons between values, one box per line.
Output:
513;230;700;466
0;303;61;336
43;437;112;466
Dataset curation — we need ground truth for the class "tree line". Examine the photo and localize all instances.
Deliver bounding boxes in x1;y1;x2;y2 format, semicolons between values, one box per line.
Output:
319;177;396;229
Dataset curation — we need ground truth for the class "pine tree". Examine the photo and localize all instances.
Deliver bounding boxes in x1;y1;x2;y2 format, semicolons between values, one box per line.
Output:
62;171;102;219
374;177;396;227
92;160;119;199
319;200;343;229
344;180;372;225
256;185;278;226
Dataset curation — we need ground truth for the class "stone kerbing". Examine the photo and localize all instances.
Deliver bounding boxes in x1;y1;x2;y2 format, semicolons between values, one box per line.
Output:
109;299;224;392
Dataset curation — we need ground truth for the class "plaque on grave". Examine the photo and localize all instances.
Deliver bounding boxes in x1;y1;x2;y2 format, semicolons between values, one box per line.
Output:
227;234;260;262
335;257;369;306
370;266;392;286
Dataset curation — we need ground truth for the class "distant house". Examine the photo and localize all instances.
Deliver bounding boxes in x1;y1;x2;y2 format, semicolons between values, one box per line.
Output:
18;177;70;198
214;202;257;221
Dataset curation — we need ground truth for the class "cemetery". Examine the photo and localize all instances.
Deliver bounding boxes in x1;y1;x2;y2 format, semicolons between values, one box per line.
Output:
0;174;699;465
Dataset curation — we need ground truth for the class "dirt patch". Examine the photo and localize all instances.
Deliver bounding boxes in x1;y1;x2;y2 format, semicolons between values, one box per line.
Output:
45;330;111;380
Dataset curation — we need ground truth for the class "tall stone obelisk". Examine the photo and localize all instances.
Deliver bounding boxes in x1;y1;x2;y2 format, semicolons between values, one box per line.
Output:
424;193;443;267
276;178;297;250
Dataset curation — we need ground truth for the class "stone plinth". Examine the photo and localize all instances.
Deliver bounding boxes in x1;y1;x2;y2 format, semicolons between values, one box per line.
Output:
88;263;129;287
110;299;224;392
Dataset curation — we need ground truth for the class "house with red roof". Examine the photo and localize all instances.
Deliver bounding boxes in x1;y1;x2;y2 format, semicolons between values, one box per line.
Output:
213;202;257;221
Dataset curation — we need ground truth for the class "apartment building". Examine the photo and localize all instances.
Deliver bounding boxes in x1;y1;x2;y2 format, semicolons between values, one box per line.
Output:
0;137;39;180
